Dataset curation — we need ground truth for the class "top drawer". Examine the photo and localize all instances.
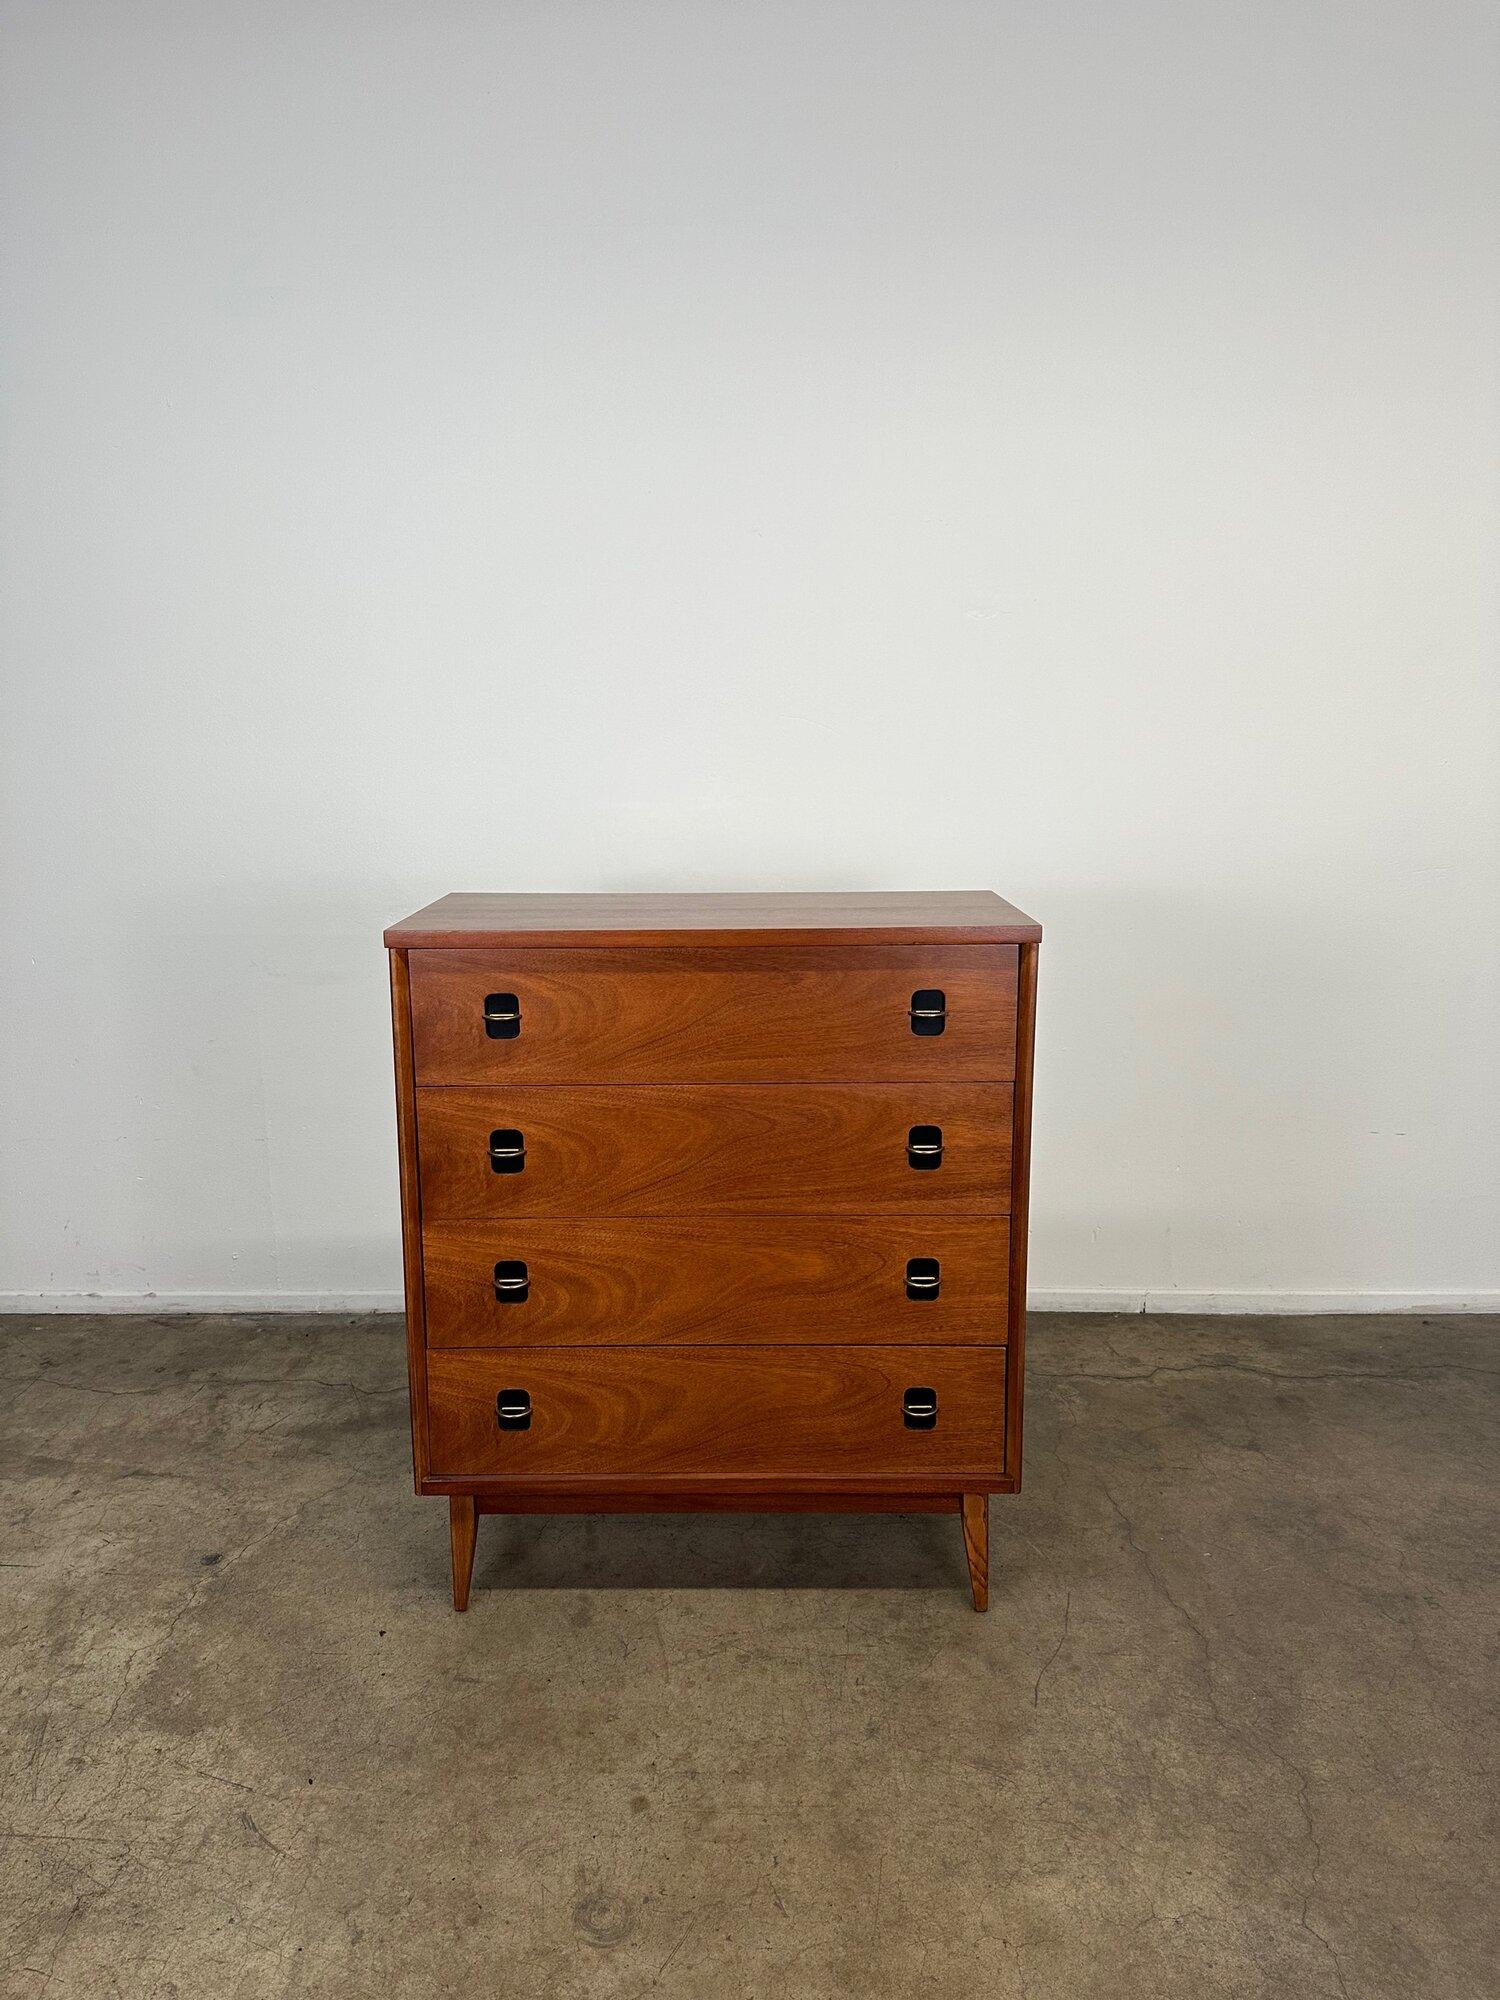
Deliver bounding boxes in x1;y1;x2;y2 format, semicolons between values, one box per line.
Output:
407;945;1017;1084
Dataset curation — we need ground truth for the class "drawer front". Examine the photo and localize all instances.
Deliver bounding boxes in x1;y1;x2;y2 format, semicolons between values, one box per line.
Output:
427;1346;1005;1481
422;1217;1010;1347
408;946;1017;1084
416;1084;1013;1219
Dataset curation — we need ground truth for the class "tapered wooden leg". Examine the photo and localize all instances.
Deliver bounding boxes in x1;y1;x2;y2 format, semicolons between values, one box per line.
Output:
961;1494;989;1612
449;1495;478;1612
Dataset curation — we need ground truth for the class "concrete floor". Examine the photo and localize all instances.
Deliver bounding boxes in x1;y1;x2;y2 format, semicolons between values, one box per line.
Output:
0;1314;1494;1999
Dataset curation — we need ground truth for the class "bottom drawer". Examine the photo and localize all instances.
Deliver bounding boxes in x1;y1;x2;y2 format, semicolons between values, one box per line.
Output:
426;1346;1005;1482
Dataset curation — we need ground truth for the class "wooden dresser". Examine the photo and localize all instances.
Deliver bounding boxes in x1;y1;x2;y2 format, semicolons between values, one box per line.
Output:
385;891;1040;1611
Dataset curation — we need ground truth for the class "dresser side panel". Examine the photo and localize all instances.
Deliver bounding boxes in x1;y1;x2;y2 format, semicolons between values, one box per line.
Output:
1005;941;1039;1486
390;948;431;1488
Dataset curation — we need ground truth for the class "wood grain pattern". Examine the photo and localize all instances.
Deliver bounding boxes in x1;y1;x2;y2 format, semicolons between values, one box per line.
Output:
962;1493;989;1612
422;1216;1010;1347
388;889;1039;1602
1005;940;1039;1487
416;1083;1013;1220
388;950;430;1489
427;1346;1006;1482
449;1494;477;1611
387;890;1042;949
408;945;1018;1084
422;1470;1018;1499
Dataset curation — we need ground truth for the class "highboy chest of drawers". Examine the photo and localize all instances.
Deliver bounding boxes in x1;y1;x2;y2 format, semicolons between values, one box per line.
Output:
385;891;1040;1612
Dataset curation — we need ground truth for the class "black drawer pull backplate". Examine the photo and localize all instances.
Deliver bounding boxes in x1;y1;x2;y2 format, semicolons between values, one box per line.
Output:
905;1257;941;1300
907;1124;943;1170
497;1389;532;1430
903;1386;938;1430
910;988;946;1036
484;992;521;1040
493;1259;530;1302
489;1128;526;1173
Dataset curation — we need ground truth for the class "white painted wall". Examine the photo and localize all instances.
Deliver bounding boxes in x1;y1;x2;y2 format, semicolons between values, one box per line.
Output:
2;1;1496;1312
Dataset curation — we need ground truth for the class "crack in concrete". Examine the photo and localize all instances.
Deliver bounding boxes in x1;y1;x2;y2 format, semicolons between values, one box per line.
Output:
1279;1749;1352;2000
5;1370;399;1399
1031;1591;1071;1707
240;1810;289;1861
1099;1469;1356;1998
1045;1360;1494;1387
1098;1477;1233;1735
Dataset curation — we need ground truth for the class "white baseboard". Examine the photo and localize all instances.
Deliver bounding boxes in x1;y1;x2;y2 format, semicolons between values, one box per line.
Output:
0;1292;407;1314
1030;1289;1500;1314
0;1288;1496;1315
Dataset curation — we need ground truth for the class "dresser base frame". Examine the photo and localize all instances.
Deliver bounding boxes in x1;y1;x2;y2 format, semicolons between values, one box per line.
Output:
444;1487;997;1614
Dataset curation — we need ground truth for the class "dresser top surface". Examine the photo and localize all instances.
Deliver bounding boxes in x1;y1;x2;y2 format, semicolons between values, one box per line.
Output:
386;890;1041;949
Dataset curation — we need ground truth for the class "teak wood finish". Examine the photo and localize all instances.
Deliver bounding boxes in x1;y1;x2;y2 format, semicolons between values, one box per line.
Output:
421;1216;1011;1348
409;946;1018;1083
415;1083;1014;1219
387;890;1042;949
386;890;1040;1611
428;1346;1006;1481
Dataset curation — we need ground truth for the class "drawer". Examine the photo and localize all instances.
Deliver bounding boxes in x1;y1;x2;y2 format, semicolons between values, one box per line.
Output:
407;946;1017;1084
421;1217;1010;1347
426;1346;1006;1481
415;1083;1013;1219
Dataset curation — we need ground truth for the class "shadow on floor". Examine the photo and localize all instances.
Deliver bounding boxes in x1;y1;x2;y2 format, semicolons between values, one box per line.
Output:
474;1508;973;1593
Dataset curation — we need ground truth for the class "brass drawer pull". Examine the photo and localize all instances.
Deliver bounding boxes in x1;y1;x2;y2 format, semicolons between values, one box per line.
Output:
907;1124;943;1169
483;992;521;1040
496;1389;532;1430
905;1257;940;1299
488;1128;526;1173
903;1387;938;1429
909;988;946;1036
493;1260;530;1301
